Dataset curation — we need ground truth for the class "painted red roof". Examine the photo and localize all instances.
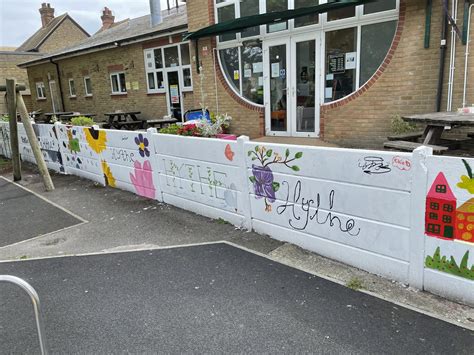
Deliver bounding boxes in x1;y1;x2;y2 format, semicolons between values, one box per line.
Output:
427;172;456;200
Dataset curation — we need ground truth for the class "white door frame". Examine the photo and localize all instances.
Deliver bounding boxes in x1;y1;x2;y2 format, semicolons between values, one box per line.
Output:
289;32;321;138
48;80;59;113
263;38;291;137
263;34;321;137
164;69;185;122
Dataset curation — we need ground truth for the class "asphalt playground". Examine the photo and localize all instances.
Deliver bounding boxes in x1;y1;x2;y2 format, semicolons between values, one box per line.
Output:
0;175;473;353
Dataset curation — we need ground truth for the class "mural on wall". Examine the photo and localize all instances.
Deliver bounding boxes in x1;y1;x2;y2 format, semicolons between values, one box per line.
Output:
248;145;302;212
130;160;155;199
135;133;150;158
425;247;474;280
424;159;474;281
84;127;107;154
34;124;65;173
102;160;116;188
225;144;235;161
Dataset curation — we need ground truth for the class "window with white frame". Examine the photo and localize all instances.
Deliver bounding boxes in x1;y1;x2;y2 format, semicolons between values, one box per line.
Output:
68;78;76;97
84;76;93;96
35;82;46;99
143;42;193;94
215;0;399;104
110;72;127;94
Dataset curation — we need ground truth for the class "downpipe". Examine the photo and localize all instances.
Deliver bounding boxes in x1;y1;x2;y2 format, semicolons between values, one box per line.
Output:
447;0;459;111
462;4;474;107
437;0;449;112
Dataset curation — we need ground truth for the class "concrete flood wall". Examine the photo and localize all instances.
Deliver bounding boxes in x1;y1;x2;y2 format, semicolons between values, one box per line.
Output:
0;121;472;306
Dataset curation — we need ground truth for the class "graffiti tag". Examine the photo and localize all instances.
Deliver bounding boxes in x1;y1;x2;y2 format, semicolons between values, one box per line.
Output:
392;156;411;171
358;156;391;175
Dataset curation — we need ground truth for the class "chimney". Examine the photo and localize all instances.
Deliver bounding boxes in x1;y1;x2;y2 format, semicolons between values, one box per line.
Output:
100;7;115;31
149;0;162;27
39;3;55;28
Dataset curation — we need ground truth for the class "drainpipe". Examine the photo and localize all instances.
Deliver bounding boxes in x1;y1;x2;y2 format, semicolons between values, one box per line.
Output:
462;3;474;108
447;0;459;111
50;58;65;112
436;0;449;112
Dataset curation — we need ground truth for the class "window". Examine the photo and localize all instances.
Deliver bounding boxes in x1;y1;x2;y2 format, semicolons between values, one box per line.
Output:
427;224;440;234
442;215;452;224
429;213;438;220
435;184;447;193
241;41;263;104
68;79;76;97
143;44;192;93
443;204;453;212
327;0;355;21
240;0;260;37
267;0;288;33
110;72;126;94
294;0;320;28
364;0;397;15
430;202;439;210
220;47;240;92
217;4;236;41
84;77;92;96
325;27;357;102
359;21;397;86
35;82;46;99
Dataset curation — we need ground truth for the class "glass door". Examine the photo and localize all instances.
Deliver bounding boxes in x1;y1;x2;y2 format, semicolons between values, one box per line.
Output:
165;70;183;121
264;39;290;136
49;80;62;113
290;33;320;137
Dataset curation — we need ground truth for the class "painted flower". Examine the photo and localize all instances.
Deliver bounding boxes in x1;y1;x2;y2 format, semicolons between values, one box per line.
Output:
135;133;150;158
101;160;116;187
84;127;107;154
130;160;156;199
251;165;276;202
457;175;474;194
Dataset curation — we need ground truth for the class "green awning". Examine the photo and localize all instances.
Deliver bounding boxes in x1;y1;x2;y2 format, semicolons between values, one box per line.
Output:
184;0;376;41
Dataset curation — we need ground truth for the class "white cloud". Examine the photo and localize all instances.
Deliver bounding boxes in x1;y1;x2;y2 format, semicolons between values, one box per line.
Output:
0;0;181;47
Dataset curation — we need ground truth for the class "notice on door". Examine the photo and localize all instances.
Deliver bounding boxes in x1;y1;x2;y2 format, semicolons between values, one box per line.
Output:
170;85;179;104
271;63;280;78
328;54;345;74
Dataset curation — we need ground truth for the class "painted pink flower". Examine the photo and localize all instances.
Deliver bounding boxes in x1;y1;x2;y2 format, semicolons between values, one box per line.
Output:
130;160;156;199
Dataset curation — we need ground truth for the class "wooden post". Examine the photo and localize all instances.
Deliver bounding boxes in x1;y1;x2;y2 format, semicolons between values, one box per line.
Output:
16;91;55;191
5;79;21;181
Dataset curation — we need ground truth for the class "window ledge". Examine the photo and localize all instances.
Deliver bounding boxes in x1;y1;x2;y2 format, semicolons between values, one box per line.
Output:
85;95;93;99
110;92;127;96
36;98;47;101
69;96;77;99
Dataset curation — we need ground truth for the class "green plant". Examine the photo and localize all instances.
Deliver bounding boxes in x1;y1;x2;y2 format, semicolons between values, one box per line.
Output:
71;116;95;127
346;277;364;290
0;114;9;122
425;247;474;280
159;123;181;135
390;115;417;135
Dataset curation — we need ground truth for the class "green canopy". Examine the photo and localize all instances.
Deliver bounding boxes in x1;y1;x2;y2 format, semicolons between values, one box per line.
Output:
184;0;376;40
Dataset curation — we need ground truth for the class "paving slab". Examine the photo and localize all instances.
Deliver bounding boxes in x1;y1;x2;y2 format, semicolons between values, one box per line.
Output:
0;243;472;354
0;177;82;247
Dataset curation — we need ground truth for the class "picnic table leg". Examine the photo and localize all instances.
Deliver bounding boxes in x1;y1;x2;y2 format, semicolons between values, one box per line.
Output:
422;126;444;145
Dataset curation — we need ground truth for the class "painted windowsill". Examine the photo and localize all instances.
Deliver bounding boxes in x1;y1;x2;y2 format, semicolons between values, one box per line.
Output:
147;92;166;96
36;98;47;101
110;92;127;96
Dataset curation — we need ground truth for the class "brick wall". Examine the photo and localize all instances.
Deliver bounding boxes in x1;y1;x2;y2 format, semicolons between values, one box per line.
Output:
26;40;195;121
38;17;89;53
0;52;40;113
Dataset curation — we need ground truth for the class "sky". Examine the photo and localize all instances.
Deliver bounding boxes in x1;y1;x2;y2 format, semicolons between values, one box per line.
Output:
0;0;182;48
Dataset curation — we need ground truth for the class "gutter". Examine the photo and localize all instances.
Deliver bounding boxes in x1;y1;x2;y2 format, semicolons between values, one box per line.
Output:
18;25;187;69
50;58;65;112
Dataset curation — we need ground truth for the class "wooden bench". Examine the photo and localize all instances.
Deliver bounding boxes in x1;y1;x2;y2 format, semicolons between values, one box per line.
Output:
384;140;449;154
387;132;423;142
113;121;145;130
144;118;178;129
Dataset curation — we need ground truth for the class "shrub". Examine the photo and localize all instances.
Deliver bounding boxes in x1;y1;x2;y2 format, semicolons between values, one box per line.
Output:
159;124;181;135
391;115;417;135
71;116;95;127
0;115;9;122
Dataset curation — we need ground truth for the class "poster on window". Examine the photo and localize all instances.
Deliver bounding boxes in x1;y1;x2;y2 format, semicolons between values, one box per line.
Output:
328;54;345;74
271;63;280;78
253;62;263;73
345;52;357;70
170;85;179;103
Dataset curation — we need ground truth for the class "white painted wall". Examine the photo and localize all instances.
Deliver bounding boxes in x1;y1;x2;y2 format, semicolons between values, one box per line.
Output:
1;124;472;306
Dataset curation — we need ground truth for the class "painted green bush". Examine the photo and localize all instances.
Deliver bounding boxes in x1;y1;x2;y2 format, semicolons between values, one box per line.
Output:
425;247;474;280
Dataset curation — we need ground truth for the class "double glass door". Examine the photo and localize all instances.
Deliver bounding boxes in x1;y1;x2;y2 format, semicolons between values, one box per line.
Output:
263;34;320;137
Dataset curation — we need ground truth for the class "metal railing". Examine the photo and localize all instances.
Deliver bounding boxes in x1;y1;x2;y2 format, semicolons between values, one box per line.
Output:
0;275;48;355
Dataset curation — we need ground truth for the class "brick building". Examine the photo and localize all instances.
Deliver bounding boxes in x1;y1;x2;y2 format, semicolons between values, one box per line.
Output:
20;5;193;121
19;0;474;148
1;3;89;114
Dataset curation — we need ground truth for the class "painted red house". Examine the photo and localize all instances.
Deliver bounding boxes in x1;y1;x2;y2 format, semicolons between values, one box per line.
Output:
425;172;457;239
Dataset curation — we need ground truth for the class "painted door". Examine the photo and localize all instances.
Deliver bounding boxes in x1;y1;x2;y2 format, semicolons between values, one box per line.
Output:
48;80;61;113
264;35;320;137
165;70;183;121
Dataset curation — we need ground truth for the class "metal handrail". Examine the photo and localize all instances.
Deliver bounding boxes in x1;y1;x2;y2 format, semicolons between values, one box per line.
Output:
0;275;48;355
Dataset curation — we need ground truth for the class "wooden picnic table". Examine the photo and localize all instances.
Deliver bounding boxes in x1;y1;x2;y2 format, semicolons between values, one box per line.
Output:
402;112;474;145
104;111;143;130
41;112;73;123
145;118;178;129
60;113;96;121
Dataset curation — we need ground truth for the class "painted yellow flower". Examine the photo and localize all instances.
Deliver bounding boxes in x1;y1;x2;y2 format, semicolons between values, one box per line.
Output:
84;127;107;154
101;160;116;187
457;175;474;194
